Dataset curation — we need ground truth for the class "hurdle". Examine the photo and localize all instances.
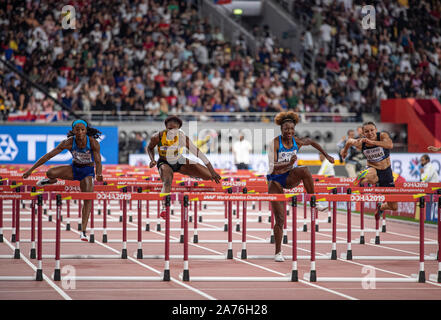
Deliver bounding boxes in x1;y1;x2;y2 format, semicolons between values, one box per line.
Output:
180;195;299;282
0;187;23;259
303;195;430;283
177;192;435;283
429;196;441;283
50;192;176;282
0;193;44;281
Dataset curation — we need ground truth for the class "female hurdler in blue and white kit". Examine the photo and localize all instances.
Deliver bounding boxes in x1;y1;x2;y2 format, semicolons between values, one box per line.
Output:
23;119;103;242
340;121;397;220
267;111;334;261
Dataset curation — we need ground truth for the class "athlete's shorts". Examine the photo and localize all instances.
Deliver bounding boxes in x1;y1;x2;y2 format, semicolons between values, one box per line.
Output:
157;157;186;173
71;164;95;181
374;166;395;187
266;171;290;189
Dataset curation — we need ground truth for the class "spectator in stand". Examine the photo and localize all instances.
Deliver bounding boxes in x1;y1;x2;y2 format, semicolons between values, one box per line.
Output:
232;133;252;170
419;154;440;182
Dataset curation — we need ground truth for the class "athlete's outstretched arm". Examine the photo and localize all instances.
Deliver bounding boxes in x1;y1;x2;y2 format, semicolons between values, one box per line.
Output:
297;137;335;163
428;146;441;152
147;133;160;168
22;139;70;179
184;133;221;183
340;138;362;159
91;138;103;182
361;132;393;149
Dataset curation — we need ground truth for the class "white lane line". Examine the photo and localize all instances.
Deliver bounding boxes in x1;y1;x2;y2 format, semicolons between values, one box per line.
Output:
64;214;218;301
87;205;357;300
140;211;358;300
191;206;441;290
2;238;72;300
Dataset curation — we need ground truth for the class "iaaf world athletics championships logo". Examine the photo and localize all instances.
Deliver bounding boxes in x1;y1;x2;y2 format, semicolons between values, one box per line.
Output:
408;157;421;179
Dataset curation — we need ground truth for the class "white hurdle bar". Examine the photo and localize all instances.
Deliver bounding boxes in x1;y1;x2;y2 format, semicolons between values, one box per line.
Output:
53;276;163;281
303;273;420;283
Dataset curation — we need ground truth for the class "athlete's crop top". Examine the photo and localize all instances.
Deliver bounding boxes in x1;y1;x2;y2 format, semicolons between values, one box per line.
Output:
70;136;94;166
361;132;390;163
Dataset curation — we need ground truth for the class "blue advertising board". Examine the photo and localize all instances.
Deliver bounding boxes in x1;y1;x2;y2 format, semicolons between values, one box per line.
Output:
0;125;118;164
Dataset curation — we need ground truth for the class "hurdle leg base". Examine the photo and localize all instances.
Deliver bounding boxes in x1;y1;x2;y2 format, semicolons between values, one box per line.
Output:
137;249;143;259
11;234;16;243
258;216;262;223
129;216;133;223
418;271;426;283
107;209;111;216
14;249;20;259
268;216;271;223
48;215;52;222
189;216;193;223
382;225;386;233
163;269;170;281
270;235;275;244
182;269;190;282
180;235;184;243
233;210;236;216
171;209;174;215
204;204;207;210
331;250;337;260
30;248;36;259
241;249;247;259
156;223;161;231
236;224;241;232
193;235;199;243
89;234;95;243
315;224;319;232
36;269;43;281
310;270;317;282
291;270;298;282
328;217;331;223
224;224;228;232
119;216;122;222
227;249;233;259
283;235;288;244
199;216;202;222
145;224;150;232
346;250;352;260
0;234;3;243
121;249;127;259
98;209;101;216
438;271;441;283
360;236;365;244
102;234;108;243
54;269;61;281
44;209;47;215
303;224;307;232
78;223;82;231
66;223;71;231
375;236;380;244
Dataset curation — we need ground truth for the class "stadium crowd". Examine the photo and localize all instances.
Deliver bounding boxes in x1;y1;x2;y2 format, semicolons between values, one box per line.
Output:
293;0;441;115
0;0;439;123
0;0;357;123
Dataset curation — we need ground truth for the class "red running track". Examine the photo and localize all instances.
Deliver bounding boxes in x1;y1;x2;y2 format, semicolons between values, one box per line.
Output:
0;198;440;300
